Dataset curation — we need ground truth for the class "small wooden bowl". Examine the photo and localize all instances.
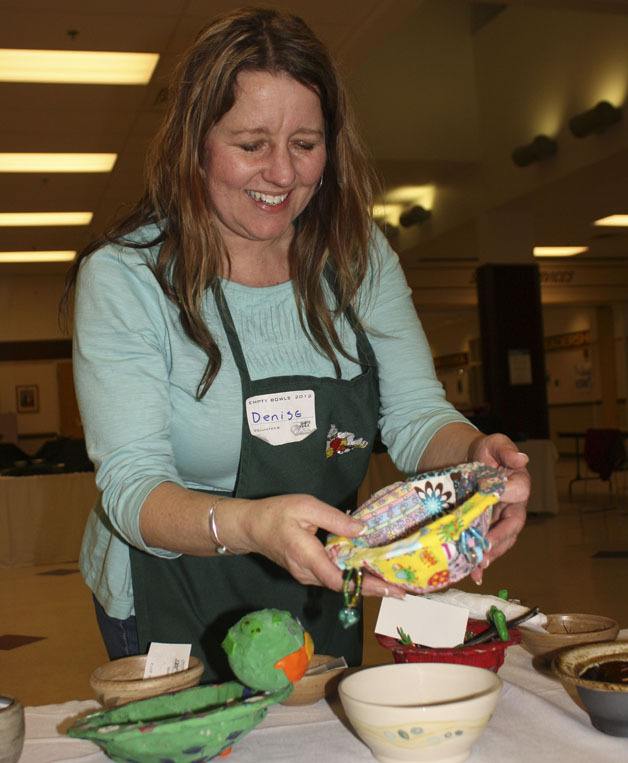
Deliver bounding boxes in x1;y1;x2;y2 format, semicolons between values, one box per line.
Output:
281;654;347;706
519;613;619;664
89;655;204;708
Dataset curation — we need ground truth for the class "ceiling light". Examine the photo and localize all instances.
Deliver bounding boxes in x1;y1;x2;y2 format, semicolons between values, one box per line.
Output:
569;100;622;138
372;203;404;227
533;246;588;257
512;135;558;167
385;184;435;209
399;205;432;227
0;250;76;263
0;212;93;226
593;214;628;227
0;153;117;173
0;49;159;85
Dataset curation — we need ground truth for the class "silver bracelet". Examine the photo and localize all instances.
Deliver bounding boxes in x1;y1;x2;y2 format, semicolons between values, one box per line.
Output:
207;499;232;555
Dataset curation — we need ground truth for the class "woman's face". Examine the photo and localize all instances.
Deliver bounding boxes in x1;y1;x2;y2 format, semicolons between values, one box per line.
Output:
204;70;327;250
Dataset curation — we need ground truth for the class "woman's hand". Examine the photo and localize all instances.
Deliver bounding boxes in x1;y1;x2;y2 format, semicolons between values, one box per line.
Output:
467;433;530;584
238;494;406;598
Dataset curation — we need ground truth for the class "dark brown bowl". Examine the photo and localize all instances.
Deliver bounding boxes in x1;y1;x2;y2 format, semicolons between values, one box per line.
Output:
553;641;628;736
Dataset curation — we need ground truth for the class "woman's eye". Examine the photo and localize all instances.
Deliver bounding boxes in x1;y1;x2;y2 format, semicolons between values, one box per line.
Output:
294;141;315;151
240;143;262;152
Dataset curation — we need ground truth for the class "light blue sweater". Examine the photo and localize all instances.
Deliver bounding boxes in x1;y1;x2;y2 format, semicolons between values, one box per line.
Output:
74;224;470;618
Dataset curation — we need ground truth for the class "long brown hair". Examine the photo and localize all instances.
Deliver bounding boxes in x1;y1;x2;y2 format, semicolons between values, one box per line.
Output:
63;7;378;398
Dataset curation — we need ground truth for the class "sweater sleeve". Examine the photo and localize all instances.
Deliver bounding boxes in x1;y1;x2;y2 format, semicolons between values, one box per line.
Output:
73;244;184;557
360;226;473;474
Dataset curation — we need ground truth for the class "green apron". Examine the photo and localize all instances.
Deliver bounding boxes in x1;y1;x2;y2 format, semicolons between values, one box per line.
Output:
130;277;380;682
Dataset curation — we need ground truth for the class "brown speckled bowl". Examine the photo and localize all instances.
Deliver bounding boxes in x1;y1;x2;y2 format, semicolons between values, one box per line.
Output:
519;613;618;665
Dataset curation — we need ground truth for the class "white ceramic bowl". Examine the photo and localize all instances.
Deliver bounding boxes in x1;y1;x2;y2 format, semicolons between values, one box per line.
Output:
338;663;501;763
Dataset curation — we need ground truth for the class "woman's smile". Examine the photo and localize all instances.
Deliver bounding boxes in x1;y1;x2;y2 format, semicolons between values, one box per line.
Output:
204;70;326;251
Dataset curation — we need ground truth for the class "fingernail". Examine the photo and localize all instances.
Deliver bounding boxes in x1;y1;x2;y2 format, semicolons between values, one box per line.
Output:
357;524;369;536
383;587;390;598
392;590;406;600
475;577;482;586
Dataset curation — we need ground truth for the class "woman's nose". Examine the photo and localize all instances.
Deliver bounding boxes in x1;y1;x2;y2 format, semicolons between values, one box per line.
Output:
262;146;296;187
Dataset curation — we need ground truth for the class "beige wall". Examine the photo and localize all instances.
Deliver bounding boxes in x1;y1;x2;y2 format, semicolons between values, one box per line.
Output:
0;274;68;447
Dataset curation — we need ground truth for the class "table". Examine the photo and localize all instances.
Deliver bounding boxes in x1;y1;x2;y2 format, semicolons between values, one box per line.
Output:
558;431;628;500
0;472;97;566
21;632;628;763
514;439;559;514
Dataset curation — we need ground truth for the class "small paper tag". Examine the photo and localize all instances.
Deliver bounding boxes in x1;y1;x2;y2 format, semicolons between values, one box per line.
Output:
143;642;191;679
245;390;317;446
375;596;469;648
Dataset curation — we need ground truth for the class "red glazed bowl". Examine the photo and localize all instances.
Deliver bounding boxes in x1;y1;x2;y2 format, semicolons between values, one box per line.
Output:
375;619;521;673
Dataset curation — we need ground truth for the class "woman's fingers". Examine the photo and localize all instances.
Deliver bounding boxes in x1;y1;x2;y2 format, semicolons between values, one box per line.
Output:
362;573;406;599
470;501;527;584
500;468;531;504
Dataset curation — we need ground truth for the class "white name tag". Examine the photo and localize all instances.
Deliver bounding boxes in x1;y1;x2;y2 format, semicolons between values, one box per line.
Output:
375;596;469;649
245;390;317;446
143;642;191;678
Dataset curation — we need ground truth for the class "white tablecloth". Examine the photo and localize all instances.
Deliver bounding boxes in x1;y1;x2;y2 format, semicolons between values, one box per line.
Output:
21;633;628;763
515;439;560;515
0;472;97;566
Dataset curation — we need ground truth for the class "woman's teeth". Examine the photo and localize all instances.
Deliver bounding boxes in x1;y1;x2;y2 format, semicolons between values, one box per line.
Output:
246;190;288;206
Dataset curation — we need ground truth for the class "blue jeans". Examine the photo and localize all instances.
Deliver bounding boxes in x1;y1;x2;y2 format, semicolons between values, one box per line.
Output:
93;596;140;660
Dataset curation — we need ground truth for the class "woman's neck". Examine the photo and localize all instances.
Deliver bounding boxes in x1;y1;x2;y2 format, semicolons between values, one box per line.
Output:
220;229;292;287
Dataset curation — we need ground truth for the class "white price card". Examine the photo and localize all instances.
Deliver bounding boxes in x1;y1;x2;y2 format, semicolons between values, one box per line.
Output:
143;642;191;679
245;390;317;446
375;595;469;649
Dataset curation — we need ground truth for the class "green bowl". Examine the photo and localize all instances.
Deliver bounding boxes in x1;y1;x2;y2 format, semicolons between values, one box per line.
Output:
68;681;291;762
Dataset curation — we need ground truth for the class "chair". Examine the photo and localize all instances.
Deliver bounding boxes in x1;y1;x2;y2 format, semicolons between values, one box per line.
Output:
580;428;626;513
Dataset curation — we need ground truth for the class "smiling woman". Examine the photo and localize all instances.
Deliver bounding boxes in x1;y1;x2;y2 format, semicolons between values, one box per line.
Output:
204;71;327;284
60;6;529;682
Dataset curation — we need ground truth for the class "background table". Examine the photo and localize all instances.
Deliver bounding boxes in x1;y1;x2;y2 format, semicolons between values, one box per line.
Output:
514;439;559;514
21;632;628;763
0;472;97;566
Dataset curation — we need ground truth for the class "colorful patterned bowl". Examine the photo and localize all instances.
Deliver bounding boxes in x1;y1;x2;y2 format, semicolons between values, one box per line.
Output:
327;463;506;595
339;662;501;763
376;619;522;673
68;682;291;763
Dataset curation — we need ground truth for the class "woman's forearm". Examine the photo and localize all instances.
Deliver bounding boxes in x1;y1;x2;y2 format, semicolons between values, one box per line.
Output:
417;422;483;472
139;481;251;556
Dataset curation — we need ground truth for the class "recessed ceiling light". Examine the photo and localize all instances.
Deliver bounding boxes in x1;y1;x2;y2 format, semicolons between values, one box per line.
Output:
0;250;76;263
593;214;628;227
385;185;435;209
0;49;159;85
533;246;588;257
0;212;93;226
0;153;117;173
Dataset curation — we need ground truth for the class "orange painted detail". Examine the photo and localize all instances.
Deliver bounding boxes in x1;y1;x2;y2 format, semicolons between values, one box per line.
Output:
274;632;313;683
219;746;232;758
304;631;314;661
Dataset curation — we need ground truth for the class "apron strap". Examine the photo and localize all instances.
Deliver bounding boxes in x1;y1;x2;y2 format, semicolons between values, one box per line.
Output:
322;264;376;373
212;268;377;385
212;279;252;385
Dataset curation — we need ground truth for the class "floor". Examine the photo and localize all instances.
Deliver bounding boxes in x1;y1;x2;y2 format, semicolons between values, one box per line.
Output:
2;473;627;708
